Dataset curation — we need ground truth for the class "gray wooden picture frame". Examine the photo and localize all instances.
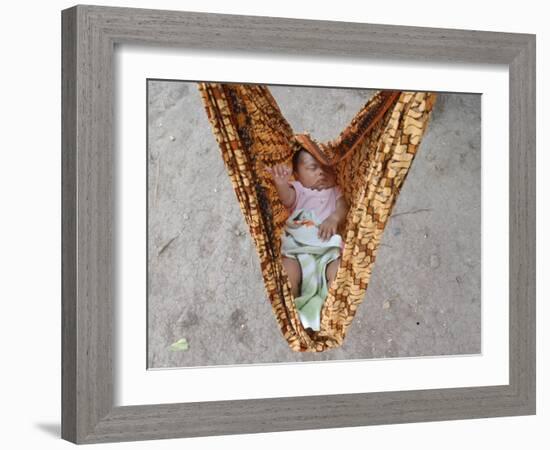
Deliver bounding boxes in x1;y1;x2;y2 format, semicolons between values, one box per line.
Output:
61;4;536;444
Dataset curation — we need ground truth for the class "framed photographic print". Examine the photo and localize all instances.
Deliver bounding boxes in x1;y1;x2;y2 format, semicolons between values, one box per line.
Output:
62;4;536;444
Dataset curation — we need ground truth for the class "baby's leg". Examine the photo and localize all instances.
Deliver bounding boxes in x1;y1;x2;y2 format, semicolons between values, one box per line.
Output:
326;257;340;288
282;256;302;298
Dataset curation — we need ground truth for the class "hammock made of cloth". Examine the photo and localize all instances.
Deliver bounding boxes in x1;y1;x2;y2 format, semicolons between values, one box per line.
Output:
197;83;437;352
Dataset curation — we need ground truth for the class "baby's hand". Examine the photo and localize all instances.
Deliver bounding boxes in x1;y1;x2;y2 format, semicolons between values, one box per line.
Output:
318;215;339;241
266;163;292;186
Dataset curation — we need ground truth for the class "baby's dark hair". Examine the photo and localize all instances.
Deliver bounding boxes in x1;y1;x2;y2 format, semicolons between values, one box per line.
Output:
291;148;309;173
292;147;335;178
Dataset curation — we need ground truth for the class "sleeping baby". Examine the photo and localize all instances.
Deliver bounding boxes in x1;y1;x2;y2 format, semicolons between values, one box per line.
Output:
266;148;349;331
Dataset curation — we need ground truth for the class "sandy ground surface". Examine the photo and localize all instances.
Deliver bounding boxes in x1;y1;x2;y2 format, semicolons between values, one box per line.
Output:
147;81;481;368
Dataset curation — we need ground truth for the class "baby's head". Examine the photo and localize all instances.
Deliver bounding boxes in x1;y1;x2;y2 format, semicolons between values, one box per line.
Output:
292;149;335;190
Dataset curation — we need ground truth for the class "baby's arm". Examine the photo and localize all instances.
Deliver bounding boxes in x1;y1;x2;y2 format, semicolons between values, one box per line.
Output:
276;184;296;209
318;197;349;241
266;164;296;208
332;197;349;225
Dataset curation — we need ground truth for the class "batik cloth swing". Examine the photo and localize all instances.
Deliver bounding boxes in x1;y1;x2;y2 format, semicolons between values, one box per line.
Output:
197;83;437;352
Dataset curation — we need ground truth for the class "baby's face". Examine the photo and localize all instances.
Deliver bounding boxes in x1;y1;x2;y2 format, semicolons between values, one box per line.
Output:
295;152;335;190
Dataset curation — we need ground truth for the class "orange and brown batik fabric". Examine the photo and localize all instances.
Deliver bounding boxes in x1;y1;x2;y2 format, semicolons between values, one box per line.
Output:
197;83;437;352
